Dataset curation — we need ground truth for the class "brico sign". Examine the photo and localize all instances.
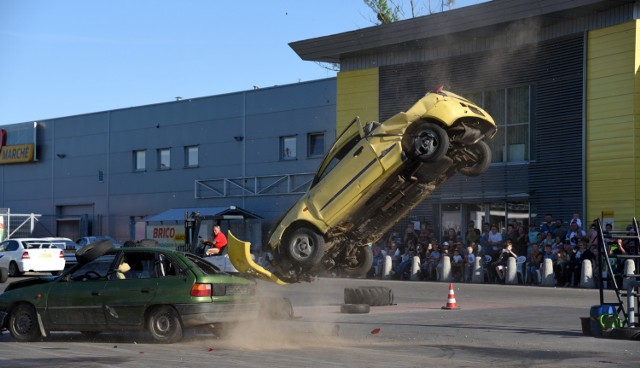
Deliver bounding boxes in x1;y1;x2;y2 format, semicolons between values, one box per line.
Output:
0;128;36;164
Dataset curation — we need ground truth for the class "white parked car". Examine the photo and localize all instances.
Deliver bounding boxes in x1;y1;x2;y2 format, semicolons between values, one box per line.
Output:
42;237;80;268
0;238;66;276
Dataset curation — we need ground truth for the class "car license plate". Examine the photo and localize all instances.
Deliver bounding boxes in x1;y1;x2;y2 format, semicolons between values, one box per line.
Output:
41;253;52;258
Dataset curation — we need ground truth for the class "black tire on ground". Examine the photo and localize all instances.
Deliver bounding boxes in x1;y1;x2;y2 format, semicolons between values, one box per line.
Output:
341;246;374;278
401;121;449;162
344;286;394;306
259;297;294;320
282;227;326;268
8;304;41;342
51;271;61;276
146;305;183;343
456;140;491;177
607;327;640;340
340;304;370;314
0;267;8;283
75;240;115;265
8;262;22;277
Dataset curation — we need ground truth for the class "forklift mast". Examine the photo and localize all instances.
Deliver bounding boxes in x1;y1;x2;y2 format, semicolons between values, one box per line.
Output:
184;211;202;255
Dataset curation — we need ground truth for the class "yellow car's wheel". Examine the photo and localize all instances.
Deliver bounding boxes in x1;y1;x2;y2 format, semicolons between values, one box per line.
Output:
341;246;373;278
283;227;325;268
402;121;449;162
456;140;491;177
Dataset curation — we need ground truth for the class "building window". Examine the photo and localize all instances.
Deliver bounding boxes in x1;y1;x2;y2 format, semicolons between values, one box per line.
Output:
280;135;297;160
134;150;146;172
467;86;530;163
307;132;325;158
158;148;171;170
185;145;199;168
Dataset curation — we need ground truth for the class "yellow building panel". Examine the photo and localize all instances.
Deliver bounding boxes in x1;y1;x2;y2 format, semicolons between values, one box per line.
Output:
588;118;635;140
336;68;379;134
587;74;634;98
586;20;639;225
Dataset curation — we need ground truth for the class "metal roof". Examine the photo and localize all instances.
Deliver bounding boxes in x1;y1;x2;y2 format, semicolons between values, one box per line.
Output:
145;206;262;223
289;0;637;63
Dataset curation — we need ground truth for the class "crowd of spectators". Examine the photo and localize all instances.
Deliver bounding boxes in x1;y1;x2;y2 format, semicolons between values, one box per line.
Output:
369;212;639;288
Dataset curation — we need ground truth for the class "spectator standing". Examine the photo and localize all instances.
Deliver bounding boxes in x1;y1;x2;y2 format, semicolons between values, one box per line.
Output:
527;246;543;284
570;212;582;230
514;225;528;257
565;222;586;248
527;223;540;245
487;224;503;258
464;246;476;282
540;214;555;235
404;223;419;247
423;243;441;281
451;248;465;282
553;219;568;241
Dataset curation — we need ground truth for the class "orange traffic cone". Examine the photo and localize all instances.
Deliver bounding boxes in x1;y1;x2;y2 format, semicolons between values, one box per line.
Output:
441;283;460;310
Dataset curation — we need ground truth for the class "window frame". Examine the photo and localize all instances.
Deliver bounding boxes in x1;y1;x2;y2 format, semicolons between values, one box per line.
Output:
184;145;199;168
158;148;171;170
280;135;297;161
307;132;325;158
133;150;146;172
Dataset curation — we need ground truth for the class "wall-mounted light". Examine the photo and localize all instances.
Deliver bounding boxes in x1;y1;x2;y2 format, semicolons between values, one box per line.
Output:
234;136;244;142
56;154;66;159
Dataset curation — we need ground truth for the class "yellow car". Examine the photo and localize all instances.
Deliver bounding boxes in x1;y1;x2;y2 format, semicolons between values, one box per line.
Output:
231;87;496;283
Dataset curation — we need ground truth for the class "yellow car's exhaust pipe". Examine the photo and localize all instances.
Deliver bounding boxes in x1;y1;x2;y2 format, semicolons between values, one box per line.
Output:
227;231;288;285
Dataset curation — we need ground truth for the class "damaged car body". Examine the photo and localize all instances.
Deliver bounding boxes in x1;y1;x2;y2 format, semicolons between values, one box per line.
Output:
0;241;257;343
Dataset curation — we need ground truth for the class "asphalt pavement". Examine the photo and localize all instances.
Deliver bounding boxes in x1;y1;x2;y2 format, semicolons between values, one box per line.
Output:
0;276;638;367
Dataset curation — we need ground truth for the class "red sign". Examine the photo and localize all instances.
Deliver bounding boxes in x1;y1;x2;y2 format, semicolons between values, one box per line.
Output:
0;129;6;151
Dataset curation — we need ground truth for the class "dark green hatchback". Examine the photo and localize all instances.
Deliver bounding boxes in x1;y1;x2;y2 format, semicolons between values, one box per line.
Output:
0;245;257;343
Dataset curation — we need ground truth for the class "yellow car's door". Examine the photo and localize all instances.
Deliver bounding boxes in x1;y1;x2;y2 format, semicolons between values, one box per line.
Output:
307;121;383;225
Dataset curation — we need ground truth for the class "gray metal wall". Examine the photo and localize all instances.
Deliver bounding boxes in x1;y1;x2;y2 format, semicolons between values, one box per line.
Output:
379;34;585;224
0;78;336;242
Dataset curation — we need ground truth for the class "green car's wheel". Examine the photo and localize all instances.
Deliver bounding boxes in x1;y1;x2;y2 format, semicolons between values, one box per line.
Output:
9;304;41;342
456;140;491;177
341;246;374;278
282;227;326;268
146;306;183;343
402;121;449;162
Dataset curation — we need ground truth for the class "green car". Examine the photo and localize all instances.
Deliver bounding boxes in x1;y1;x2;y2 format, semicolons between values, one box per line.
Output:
0;242;257;343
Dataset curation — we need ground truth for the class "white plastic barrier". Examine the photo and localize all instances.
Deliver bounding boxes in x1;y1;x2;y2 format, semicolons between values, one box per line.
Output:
382;255;392;279
505;257;518;285
541;258;555;286
579;259;595;288
439;255;452;282
623;259;636;290
410;256;421;281
472;256;484;283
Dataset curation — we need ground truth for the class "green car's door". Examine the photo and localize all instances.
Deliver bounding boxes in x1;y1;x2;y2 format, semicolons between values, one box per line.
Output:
102;251;159;327
46;255;115;328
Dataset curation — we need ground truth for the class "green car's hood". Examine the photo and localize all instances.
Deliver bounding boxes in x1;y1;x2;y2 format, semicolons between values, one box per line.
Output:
4;276;56;293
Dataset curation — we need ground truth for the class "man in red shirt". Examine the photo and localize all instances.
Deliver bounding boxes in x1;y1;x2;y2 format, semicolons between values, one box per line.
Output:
205;225;227;256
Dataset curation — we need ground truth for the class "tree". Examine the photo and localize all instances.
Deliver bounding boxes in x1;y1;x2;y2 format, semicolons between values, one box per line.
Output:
363;0;456;24
363;0;400;25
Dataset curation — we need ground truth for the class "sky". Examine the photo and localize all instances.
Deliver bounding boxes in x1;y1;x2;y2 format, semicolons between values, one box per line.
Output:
0;0;487;126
